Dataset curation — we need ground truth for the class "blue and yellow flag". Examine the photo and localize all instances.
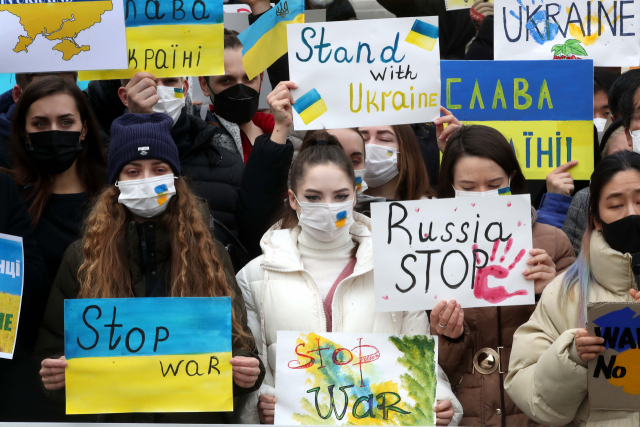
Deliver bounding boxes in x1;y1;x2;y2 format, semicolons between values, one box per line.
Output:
238;0;304;80
64;297;233;414
405;19;439;52
293;88;327;125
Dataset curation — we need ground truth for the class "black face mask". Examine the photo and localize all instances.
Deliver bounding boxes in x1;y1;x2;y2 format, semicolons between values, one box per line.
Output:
600;215;640;255
210;83;260;125
25;130;83;175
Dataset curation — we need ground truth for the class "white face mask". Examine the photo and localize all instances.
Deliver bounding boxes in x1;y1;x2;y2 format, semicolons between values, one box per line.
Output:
364;144;399;188
354;168;368;195
153;86;185;126
594;118;607;141
453;180;512;198
117;174;177;218
308;0;334;7
294;193;354;243
631;129;640;154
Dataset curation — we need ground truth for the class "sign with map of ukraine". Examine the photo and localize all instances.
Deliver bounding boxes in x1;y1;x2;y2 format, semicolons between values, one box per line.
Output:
0;0;127;73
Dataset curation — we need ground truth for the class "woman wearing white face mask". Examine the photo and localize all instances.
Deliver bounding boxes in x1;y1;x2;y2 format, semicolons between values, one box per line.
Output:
236;135;463;426
432;125;575;427
36;113;265;423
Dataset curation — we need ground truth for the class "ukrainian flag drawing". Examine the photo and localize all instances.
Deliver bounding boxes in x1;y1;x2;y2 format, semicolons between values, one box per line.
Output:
238;0;304;80
173;88;184;99
355;176;364;192
405;19;439;52
64;297;233;414
498;187;512;196
154;184;169;205
335;210;347;229
293;89;327;125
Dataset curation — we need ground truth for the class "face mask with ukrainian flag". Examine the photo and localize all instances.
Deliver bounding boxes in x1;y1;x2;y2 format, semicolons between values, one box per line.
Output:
153;86;185;126
453;178;512;198
354;169;368;195
116;174;177;218
294;194;355;243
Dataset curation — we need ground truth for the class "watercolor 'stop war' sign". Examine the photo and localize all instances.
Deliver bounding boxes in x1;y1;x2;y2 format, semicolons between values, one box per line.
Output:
371;195;535;311
587;302;640;411
495;0;640;66
0;233;23;360
275;331;438;426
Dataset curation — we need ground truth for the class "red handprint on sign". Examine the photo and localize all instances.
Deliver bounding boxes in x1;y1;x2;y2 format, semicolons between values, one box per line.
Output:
472;238;528;304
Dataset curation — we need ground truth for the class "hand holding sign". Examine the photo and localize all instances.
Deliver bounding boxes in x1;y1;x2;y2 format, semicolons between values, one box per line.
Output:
523;248;556;293
267;81;298;143
430;299;464;339
574;328;605;364
40;356;67;391
122;72;159;114
630;289;640;303
230;356;261;388
546;160;578;196
435;400;455;426
258;393;276;424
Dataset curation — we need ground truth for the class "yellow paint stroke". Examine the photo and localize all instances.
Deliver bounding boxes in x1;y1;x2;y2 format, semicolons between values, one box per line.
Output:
567;0;619;46
0;292;20;354
609;349;640;395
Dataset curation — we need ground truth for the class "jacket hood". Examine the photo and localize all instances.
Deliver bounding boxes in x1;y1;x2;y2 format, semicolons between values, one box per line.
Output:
590;229;636;295
259;212;373;276
0;89;15;140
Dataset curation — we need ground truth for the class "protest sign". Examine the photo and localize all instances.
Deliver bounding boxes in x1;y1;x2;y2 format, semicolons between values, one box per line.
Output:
64;297;233;414
0;233;23;359
274;331;438;426
587;302;640;411
495;0;640;66
441;60;594;180
78;0;224;80
287;17;441;130
0;0;127;73
371;195;534;311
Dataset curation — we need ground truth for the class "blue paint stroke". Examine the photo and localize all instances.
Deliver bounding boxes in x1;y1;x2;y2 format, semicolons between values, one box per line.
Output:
593;307;640;351
509;0;559;45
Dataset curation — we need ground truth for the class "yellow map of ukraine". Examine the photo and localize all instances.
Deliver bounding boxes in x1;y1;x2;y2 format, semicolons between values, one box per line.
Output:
0;0;112;60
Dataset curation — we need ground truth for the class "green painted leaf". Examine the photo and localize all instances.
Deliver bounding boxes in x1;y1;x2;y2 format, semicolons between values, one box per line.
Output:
551;45;562;55
565;38;581;46
567;44;588;56
561;44;569;55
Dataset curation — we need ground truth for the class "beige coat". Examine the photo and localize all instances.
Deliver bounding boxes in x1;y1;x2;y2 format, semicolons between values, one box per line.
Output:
505;230;640;426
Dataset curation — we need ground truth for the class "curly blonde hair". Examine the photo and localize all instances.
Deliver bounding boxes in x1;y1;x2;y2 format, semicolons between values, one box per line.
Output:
77;178;252;350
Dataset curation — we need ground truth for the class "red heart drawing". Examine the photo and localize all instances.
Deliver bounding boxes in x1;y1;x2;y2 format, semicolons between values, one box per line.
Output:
507;202;512;207
434;295;438;299
415;208;420;213
454;208;457;212
471;203;476;207
382;296;389;300
424;233;429;238
518;220;522;227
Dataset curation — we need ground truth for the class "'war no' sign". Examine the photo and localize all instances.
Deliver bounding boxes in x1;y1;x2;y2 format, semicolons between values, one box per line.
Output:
287;17;441;130
371;196;535;311
64;297;233;414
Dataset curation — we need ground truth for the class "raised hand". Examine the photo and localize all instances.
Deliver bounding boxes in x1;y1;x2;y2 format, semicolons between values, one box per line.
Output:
546;160;578;196
434;106;462;153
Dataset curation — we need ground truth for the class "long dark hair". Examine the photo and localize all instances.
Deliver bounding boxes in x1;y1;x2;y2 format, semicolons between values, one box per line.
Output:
560;150;640;326
281;130;355;229
437;125;528;199
392;124;434;200
1;76;107;226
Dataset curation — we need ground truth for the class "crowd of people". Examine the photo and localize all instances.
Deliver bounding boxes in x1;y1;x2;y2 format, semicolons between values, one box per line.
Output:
1;0;640;425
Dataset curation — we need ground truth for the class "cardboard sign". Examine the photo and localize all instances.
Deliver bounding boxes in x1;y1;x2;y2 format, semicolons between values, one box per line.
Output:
78;0;224;80
287;17;441;130
0;233;23;359
274;331;438;426
0;0;127;73
495;0;640;66
587;302;640;411
371;195;535;312
64;297;233;414
441;60;594;180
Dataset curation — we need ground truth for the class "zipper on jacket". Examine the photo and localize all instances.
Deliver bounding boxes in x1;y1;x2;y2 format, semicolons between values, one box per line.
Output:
497;306;506;427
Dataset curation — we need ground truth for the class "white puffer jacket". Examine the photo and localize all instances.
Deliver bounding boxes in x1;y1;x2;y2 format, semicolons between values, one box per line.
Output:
236;212;463;424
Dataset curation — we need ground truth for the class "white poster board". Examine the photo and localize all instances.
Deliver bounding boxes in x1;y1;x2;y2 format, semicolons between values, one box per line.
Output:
287;17;441;130
274;331;438;426
0;0;127;73
371;195;535;311
495;0;640;66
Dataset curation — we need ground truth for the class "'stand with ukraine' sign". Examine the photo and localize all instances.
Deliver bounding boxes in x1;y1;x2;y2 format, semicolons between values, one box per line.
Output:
441;60;594;180
64;297;233;414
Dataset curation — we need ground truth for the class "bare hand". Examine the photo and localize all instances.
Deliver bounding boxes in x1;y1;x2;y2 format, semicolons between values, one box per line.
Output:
430;299;464;339
435;399;455;426
258;393;276;424
267;81;297;128
523;249;556;294
472;0;494;16
124;72;158;114
230;356;261;389
434;106;462;153
240;0;271;14
40;356;67;391
574;328;605;363
546;160;577;196
629;289;640;302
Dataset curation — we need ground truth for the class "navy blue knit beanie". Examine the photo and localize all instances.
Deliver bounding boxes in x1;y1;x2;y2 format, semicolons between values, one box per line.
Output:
108;113;181;184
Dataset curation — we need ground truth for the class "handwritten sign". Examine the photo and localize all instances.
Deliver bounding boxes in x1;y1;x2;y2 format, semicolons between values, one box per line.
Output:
587;302;640;411
78;0;223;80
274;331;437;426
441;60;594;180
371;196;534;311
0;0;127;73
64;297;233;414
495;0;640;66
287;17;441;130
0;233;23;359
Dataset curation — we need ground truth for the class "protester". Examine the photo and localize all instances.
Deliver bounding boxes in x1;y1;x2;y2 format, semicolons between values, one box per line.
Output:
0;173;53;421
563;119;631;255
358;125;434;214
236;136;463;426
35;113;265;422
506;150;640;426
465;0;494;60
0;72;78;169
0;76;107;285
305;0;356;21
433;124;575;426
608;69;640;122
